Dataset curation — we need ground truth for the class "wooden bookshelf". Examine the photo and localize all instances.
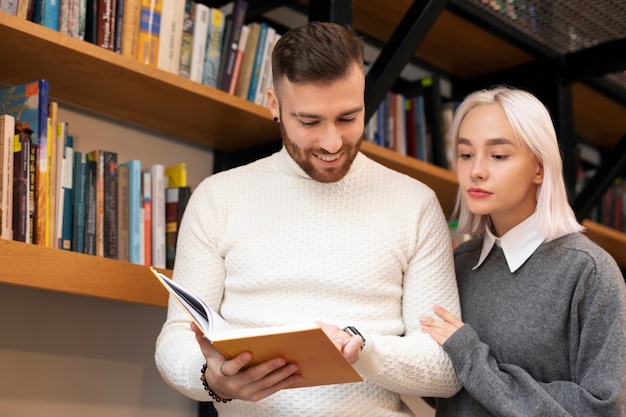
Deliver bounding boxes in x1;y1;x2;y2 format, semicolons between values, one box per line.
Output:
0;9;623;308
0;14;279;152
0;239;169;307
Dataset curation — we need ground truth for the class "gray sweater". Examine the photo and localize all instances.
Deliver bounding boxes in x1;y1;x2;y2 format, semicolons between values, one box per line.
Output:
436;233;626;416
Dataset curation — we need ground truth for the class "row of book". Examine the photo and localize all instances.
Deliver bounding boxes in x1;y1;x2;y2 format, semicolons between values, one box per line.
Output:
365;86;456;169
0;80;191;269
3;0;281;107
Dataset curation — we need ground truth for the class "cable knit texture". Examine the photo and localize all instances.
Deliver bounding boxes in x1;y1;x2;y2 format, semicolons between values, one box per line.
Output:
155;147;462;416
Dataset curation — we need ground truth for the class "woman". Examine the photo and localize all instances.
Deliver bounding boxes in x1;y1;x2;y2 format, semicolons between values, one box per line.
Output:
420;86;626;416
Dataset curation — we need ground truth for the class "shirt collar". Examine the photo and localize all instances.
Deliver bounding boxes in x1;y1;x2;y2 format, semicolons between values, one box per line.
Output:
473;212;546;273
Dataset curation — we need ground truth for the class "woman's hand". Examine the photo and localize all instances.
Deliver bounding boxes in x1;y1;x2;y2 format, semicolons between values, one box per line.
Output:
420;304;464;345
192;323;303;402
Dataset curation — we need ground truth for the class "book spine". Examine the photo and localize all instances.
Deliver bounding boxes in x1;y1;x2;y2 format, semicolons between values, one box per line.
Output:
141;169;151;265
254;28;277;106
217;0;247;92
83;0;98;43
120;0;141;57
235;21;260;99
201;7;224;88
0;114;14;240
117;163;129;261
246;22;267;102
103;151;118;259
97;0;116;50
189;2;209;83
12;132;29;242
165;186;178;269
156;0;184;74
33;0;59;30
0;0;19;15
72;151;87;253
84;157;97;255
228;23;249;95
164;161;186;188
177;0;193;78
123;159;141;264
150;164;165;268
136;0;162;66
59;134;74;250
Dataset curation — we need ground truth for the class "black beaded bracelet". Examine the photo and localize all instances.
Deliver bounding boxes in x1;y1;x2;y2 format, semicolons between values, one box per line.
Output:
200;363;233;403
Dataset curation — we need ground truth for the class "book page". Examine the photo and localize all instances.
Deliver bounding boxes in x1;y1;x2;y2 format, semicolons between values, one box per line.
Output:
150;267;232;338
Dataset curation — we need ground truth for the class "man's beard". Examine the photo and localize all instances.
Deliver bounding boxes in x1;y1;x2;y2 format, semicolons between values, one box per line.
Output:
280;123;363;183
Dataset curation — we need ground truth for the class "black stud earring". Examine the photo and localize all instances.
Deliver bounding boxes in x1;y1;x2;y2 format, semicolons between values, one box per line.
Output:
273;116;279;122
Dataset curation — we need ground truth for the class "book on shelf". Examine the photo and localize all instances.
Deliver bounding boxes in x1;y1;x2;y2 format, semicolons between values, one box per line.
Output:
228;23;249;95
189;2;209;83
177;0;194;78
165;185;190;269
234;21;259;100
58;0;80;38
156;0;185;74
84;0;98;43
121;159;141;264
87;149;118;258
201;6;224;88
254;29;279;107
141;168;151;265
72;151;87;253
217;0;248;93
136;0;162;66
121;0;141;58
151;268;363;388
56;126;74;250
117;162;129;261
33;0;60;31
164;161;186;188
12;129;31;243
46;101;58;249
0;80;50;246
112;0;124;51
148;163;165;268
0;114;15;240
16;0;30;18
246;22;271;103
84;154;97;255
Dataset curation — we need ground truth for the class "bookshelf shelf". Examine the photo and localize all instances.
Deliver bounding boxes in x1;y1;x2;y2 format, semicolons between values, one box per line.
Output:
0;6;623;308
0;14;279;152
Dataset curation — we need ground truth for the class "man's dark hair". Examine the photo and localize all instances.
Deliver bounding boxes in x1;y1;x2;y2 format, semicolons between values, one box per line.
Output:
271;21;364;91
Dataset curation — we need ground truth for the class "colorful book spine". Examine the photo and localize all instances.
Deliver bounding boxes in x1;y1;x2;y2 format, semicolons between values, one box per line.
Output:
235;21;260;100
84;156;97;255
12;131;30;242
122;159;141;264
72;151;87;253
201;6;224;88
33;0;59;30
253;26;276;106
0;114;14;240
103;150;118;259
136;0;162;66
57;126;74;251
141;169;151;265
228;23;249;95
117;163;129;261
121;0;141;58
247;22;268;102
164;161;187;188
217;0;248;92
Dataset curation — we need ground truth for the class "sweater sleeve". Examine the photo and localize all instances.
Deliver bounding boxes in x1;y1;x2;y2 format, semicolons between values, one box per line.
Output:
443;259;626;417
354;191;463;398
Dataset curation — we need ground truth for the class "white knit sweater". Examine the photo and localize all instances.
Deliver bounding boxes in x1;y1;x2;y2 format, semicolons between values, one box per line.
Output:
155;147;461;416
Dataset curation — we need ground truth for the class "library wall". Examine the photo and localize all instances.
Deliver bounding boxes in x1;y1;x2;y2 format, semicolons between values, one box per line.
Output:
0;105;213;416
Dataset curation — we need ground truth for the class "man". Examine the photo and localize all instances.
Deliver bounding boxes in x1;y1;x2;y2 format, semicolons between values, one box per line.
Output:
155;21;461;416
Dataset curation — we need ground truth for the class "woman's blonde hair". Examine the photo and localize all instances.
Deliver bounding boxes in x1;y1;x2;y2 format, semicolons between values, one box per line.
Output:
449;86;584;240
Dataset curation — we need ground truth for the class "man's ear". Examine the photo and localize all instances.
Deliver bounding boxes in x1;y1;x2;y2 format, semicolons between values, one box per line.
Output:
267;87;279;120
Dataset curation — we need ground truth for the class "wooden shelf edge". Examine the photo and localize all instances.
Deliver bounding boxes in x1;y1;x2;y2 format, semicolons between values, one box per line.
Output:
0;14;280;152
360;141;458;217
0;239;169;307
582;219;626;270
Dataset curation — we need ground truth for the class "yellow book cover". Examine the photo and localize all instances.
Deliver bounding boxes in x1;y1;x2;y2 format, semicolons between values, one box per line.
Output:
121;0;142;58
152;268;363;389
165;162;187;188
136;0;163;66
46;101;58;248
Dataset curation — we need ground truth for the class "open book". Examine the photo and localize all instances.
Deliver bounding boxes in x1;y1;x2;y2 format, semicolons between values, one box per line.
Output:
151;267;363;388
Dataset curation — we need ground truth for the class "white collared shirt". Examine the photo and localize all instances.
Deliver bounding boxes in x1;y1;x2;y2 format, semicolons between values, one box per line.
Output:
473;213;546;273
